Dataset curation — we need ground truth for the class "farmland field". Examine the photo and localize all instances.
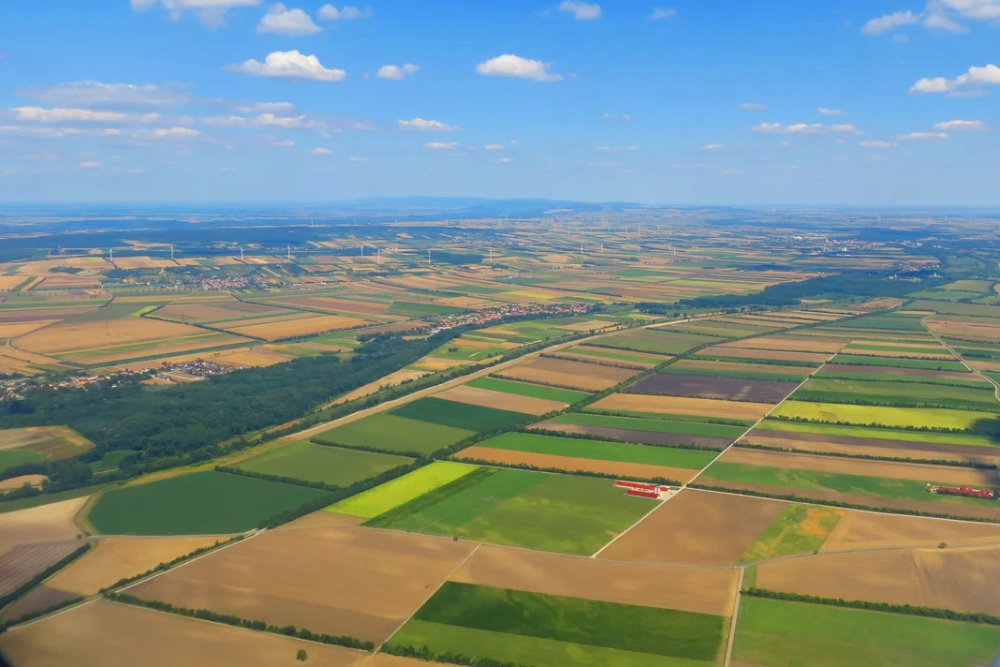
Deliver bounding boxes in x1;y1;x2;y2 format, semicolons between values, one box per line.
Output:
739;504;843;563
753;418;1000;448
392;397;533;432
0;426;94;474
497;357;640;391
87;472;327;535
326;461;479;518
624;373;799;403
234;440;413;487
772;400;996;431
313;413;474;455
466;376;590;403
791;377;1000;411
593;393;774;421
434;385;566;416
732;596;1000;667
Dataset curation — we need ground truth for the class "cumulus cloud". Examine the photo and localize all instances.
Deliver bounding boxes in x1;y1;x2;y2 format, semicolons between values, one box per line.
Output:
153;126;199;137
558;1;601;20
818;107;846;116
650;7;676;20
130;0;261;28
17;81;191;108
424;142;458;149
753;122;859;135
934;119;987;130
898;131;950;140
258;4;321;34
317;4;371;20
227;50;346;81
12;107;126;122
860;140;896;148
703;144;726;151
398;118;459;132
863;0;1000;36
311;147;331;154
476;54;562;82
602;113;632;121
738;103;767;111
377;64;420;80
78;160;101;168
202;115;250;126
236;101;295;113
494;157;513;163
863;10;921;34
484;144;505;150
910;63;1000;94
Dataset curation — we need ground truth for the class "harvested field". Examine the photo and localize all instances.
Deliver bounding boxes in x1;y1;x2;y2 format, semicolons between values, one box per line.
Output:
697;347;829;364
0;496;88;546
129;524;476;644
592;393;773;420
435;385;566;416
742;429;1000;464
0;542;79;597
18;318;231;356
533;420;733;449
0;599;367;667
455;445;700;483
0;585;77;624
823;511;1000;550
624;374;799;403
451;544;738;616
756;546;1000;616
0;475;47;491
46;536;223;595
718;447;997;486
224;314;369;340
497;357;638;391
726;337;845;354
0;321;56;338
598;489;787;566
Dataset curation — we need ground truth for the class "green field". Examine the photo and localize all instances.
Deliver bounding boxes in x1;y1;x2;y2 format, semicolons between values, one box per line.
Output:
0;426;95;475
793;377;1000;412
87;472;327;535
733;596;1000;667
476;432;718;469
234;440;412;487
813;367;988;388
385;582;724;667
466;377;590;403
89;450;133;473
366;468;655;555
564;346;669;365
551;413;748;439
392;397;532;432
739;504;843;563
828;314;926;331
326;461;479;518
754;419;1000;448
387;301;466;316
313;413;474;455
828;355;967;372
592;333;710;356
772;400;995;431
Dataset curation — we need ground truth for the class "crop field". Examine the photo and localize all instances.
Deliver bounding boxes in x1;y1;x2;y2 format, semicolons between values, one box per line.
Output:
0;542;80;598
451;544;739;617
313;413;475;455
392;397;534;432
821;510;1000;551
752;418;1000;449
732;596;1000;667
466;376;590;403
365;467;656;555
725;336;845;354
222;313;370;340
599;489;787;566
128;523;476;644
791;377;999;412
536;412;742;449
740;429;996;464
0;496;90;546
772;400;996;431
434;385;567;416
234;440;413;487
561;345;669;367
0;425;94;474
0;599;369;667
665;358;812;382
87;472;328;535
813;364;985;385
624;373;799;403
591;329;715;356
386;582;727;667
593;393;774;421
828;354;967;371
695;346;829;365
497;357;640;391
755;546;1000;616
327;461;480;519
738;504;843;563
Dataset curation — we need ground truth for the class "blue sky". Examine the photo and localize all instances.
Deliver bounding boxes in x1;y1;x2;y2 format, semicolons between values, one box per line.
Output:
0;0;997;205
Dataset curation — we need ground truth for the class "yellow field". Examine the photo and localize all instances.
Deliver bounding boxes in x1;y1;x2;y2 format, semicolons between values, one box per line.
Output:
0;321;57;338
225;314;368;340
593;393;773;420
0;276;27;290
773;401;992;430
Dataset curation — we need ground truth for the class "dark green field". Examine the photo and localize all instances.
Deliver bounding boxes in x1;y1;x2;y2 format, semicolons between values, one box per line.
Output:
466;377;590;403
235;440;412;486
828;314;926;331
87;471;327;535
828;355;967;372
793;377;1000;412
551;412;749;438
474;432;719;469
313;413;474;455
393;397;533;432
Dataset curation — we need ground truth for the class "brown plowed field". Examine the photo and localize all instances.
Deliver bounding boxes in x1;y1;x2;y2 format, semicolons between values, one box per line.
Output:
843;347;953;360
530;421;733;449
756;546;1000;616
451;544;738;616
823;511;1000;550
592;394;773;421
0;600;367;667
598;489;787;566
0;542;79;597
624;374;799;403
697;347;829;364
726;337;845;354
742;430;998;464
824;364;980;381
0;585;77;624
455;445;698;484
719;447;997;486
47;536;222;596
498;357;638;391
128;525;476;644
0;496;89;546
670;358;810;377
436;385;565;415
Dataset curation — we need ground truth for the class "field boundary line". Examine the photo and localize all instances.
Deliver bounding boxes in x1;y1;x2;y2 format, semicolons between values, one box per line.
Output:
591;495;671;559
723;567;745;667
4;596;99;630
361;542;483;664
925;325;1000;403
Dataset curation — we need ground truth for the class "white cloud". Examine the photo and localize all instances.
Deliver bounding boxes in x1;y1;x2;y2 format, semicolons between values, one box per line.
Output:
752;122;825;134
203;115;250;126
78;160;101;168
130;0;261;28
494;157;513;163
141;112;161;123
602;113;632;121
703;144;726;151
738;103;767;111
910;63;1000;94
860;140;896;148
237;101;295;113
12;107;126;122
558;1;601;20
863;10;920;34
17;81;191;108
317;4;371;20
934;119;987;130
377;64;420;80
258;3;321;35
347;156;365;162
0;125;85;138
942;0;1000;20
484;144;505;150
650;7;677;20
256;113;313;128
593;145;638;151
818;107;846;116
476;54;562;82
424;142;458;149
227;50;346;81
831;124;861;134
311;147;331;154
398;118;459;132
153;126;199;137
897;131;950;140
863;0;1000;37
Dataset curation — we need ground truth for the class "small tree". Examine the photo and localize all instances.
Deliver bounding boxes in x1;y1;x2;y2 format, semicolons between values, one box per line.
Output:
296;649;308;661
